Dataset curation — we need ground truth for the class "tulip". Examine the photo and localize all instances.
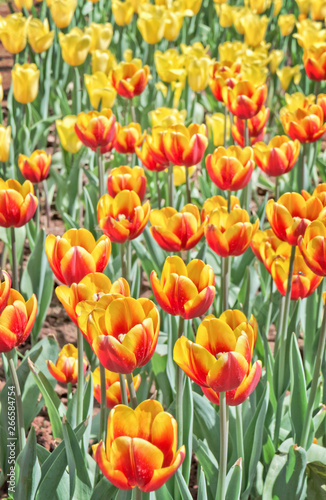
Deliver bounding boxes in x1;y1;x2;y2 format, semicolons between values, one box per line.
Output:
137;6;166;44
231;107;270;147
277;65;301;91
162;123;208;167
173;166;196;186
150;256;215;319
303;44;326;81
294;19;326;49
85;22;113;53
74;109;116;153
280;103;326;143
250;228;284;273
27;18;54;53
310;0;326;20
47;344;87;384
45;228;111;286
186;57;211;92
271;245;322;300
241;14;269;47
222;80;267;120
0;125;11;162
206;145;254;191
253;136;300;177
12;63;40;104
0;179;38;228
77;296;160;373
18;150;51;183
147;127;170;166
206;113;230;147
201;195;241;221
266;192;324;246
298;219;326;275
163;10;183;41
278;14;296;36
181;0;202;15
114;123;145;154
112;0;134;26
135;137;168;172
91;49;117;74
84;72;117;110
93;400;185;491
218;41;244;63
59;28;91;66
50;0;77;29
0;13;28;54
13;0;33;9
283;91;315;113
150;204;205;252
180;41;210;59
0;271;11;314
205;207;259;257
110;61;150;99
149;107;187;128
56;272;130;325
245;0;271;13
56;115;82;154
107;166;147;200
154;49;186;83
97;190;150;243
269;49;284;74
92;367;141;408
302;182;326;206
0;289;37;353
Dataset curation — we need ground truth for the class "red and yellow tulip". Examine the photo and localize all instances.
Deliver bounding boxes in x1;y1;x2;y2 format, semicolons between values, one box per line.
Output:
92;366;141;408
253;136;300;176
110;61;150;99
250;228;284;273
298;219;326;276
206;145;254;191
162;123;208;167
114;122;145;154
231;106;269;147
18;150;51;183
209;60;241;102
0;179;38;228
222;80;267;120
0;271;11;314
280;103;326;143
47;344;87;384
107;166;147;200
74;109;117;153
303;44;326;81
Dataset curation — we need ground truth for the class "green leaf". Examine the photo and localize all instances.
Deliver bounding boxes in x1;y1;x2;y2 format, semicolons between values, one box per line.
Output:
225;459;242;500
197;467;208;500
142;226;165;272
176;469;193;500
182;377;193;485
83;186;97;238
193;392;219;459
130;260;141;299
151;352;173;408
193;438;218;497
91;477;118;500
155;484;174;500
306;461;326;500
15;426;41;500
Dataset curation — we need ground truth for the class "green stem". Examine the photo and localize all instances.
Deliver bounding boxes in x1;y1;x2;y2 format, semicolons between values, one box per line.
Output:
42;180;51;228
76;328;84;425
6;349;25;454
216;392;228;500
126;373;138;409
133;487;142;500
224;105;228;148
97;149;105;199
120;242;127;280
300;143;306;192
10;227;18;291
130;98;136;123
185;167;191;204
126;240;131;283
275;176;280;200
176;317;185;452
67;382;72;403
119;373;129;406
35;184;40;235
222;256;229;312
156;171;161;209
300;301;326;449
99;364;107;443
236;405;244;468
243;119;251;212
168;165;174;207
227;190;231;213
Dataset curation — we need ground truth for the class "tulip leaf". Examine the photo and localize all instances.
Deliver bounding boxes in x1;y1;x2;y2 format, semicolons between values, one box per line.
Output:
115;490;132;500
197;466;208;500
306;461;326;500
130;259;141;299
151;352;173;409
82;372;94;455
6;226;26;270
193;438;218;497
90;476;118;500
62;417;92;499
225;458;242;500
154;484;174;500
83;186;98;238
132;238;159;282
20;228;54;342
142;226;166;272
176;469;193;500
15;426;41;500
193;392;219;458
182;377;194;485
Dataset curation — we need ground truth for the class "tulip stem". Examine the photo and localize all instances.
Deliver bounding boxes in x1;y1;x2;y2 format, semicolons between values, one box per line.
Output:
126;373;138;409
119;373;129;406
133;487;142;500
275;176;280;200
99;364;107;444
300;143;306;192
168;165;174;207
10;227;19;292
227;190;231;213
97;149;105;199
35;184;40;235
236;404;244;473
77;328;84;425
243;120;252;213
222;256;229;312
156;171;161;208
42;180;51;229
126;240;131;283
216;392;228;500
130;98;136;123
224;105;228;148
301;301;326;449
185;167;191;204
120;242;127;280
176;317;185;455
67;382;72;403
6;349;25;454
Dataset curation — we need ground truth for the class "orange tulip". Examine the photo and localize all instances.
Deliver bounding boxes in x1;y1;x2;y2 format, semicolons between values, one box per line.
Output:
266;192;324;246
47;344;87;384
0;289;37;353
77;295;160;373
303;44;326;81
280;103;326;143
231;106;270;147
253;136;300;176
209;60;241;102
150;256;215;319
135;134;169;172
298;219;326;276
56;272;130;325
206;145;254;191
18;150;51;183
93;400;185;491
92;366;141;408
201;195;241;221
97;190;150;243
271;244;322;299
114;122;145;154
222;80;267;119
74;109;116;153
173;312;258;394
162;123;208;167
45;228;111;286
205;207;259;257
0;179;38;228
107;165;147;200
0;271;11;314
302;182;326;207
150;204;205;252
110;61;150;98
250;228;284;273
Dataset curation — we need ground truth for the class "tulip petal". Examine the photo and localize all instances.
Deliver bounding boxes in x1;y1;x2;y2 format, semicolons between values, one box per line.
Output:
207;352;248;392
142;446;186;492
93;334;137;373
94;441;130;490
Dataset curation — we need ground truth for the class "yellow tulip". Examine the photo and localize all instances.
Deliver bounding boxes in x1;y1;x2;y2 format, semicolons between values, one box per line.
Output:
241;63;268;85
0;125;11;162
269;49;284;73
56;115;82;154
50;0;77;29
206;113;230;147
149;107;187;127
233;7;251;34
59;28;91;67
112;0;134;26
155;81;168;97
294;20;326;48
13;0;33;10
84;72;117;109
295;0;311;15
130;0;147;12
163;10;184;41
0;13;28;54
283;92;315;112
180;41;209;58
241;14;269;47
278;14;296;36
244;0;271;13
218;41;244;62
173;165;196;185
276;65;301;90
273;0;282;15
155;48;186;82
180;0;203;15
171;78;186;108
12;63;40;104
310;0;326;20
217;4;234;27
27;18;54;53
137;6;166;44
187;57;211;91
91;49;117;74
85;22;113;53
